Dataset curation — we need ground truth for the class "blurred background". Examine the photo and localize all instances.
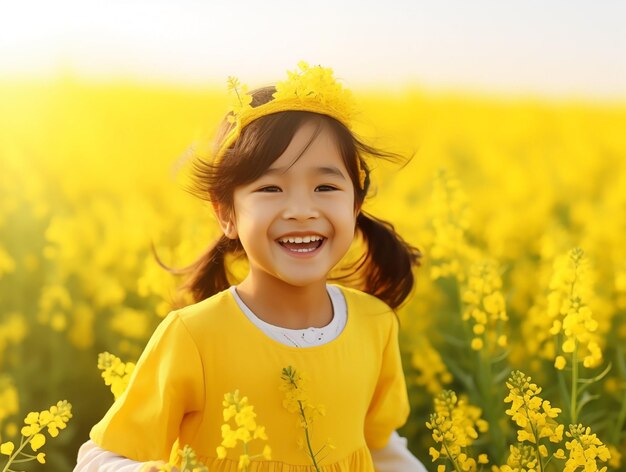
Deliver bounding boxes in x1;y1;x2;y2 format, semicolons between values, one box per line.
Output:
2;1;626;470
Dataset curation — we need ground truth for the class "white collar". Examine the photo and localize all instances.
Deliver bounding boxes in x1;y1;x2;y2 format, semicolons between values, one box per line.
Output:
229;285;347;347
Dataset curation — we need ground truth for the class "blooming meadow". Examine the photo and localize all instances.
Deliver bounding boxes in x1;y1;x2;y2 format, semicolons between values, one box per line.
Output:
1;77;626;470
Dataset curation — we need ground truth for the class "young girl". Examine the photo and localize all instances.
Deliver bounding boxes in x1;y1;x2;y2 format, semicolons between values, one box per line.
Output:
75;62;426;471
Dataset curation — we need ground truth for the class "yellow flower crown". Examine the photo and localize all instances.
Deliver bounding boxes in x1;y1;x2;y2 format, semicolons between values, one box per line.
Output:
215;61;367;189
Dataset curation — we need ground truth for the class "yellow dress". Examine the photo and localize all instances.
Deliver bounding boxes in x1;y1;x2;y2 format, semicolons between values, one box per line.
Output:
90;285;410;471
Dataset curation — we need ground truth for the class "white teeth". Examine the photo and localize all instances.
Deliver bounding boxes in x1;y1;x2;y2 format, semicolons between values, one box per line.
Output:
279;235;323;244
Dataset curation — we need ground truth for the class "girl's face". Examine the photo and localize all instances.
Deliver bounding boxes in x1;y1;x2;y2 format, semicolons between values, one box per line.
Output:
218;120;358;290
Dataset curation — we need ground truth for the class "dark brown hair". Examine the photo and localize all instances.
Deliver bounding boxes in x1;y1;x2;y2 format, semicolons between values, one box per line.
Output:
174;86;421;309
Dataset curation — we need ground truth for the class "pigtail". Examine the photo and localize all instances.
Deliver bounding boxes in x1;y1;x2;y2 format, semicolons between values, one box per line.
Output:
354;212;422;309
185;236;245;302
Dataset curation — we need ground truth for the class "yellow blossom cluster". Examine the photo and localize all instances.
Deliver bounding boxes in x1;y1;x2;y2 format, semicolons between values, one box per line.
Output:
426;390;489;471
501;371;614;471
429;169;475;282
0;246;16;279
280;366;326;429
274;61;356;122
548;248;603;370
560;424;611;472
496;444;538;472
411;337;453;394
216;390;271;471
504;371;563;448
226;76;253;124
97;351;136;400
461;259;508;351
0;314;27;367
0;377;19;436
606;445;622;470
178;445;209;472
280;366;331;471
153;444;209;472
0;400;72;468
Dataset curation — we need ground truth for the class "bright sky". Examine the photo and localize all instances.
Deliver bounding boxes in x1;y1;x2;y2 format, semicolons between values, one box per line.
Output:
2;0;626;99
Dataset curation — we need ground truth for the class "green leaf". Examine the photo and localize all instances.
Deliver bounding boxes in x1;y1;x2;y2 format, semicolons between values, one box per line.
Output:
493;366;512;385
577;363;612;396
441;355;476;391
576;392;600;417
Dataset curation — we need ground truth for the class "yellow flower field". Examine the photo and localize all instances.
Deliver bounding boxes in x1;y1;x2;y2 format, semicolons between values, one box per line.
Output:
1;76;625;470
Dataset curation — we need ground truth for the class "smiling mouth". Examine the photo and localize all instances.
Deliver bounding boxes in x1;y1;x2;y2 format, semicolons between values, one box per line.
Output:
277;235;325;253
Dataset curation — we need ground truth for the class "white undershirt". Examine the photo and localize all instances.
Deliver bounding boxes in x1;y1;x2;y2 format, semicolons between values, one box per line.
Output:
229;284;347;347
73;285;427;471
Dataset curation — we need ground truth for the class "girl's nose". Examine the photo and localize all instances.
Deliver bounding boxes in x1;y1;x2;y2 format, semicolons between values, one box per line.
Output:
282;192;320;220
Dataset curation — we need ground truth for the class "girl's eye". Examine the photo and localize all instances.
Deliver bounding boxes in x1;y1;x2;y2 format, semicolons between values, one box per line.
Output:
315;185;338;192
257;185;281;192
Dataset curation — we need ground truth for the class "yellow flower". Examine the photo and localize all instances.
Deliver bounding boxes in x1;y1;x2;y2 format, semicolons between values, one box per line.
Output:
548;248;603;368
30;433;46;451
0;245;16;277
554;355;567;370
411;336;453;395
217;390;270;471
562;424;611;472
429;169;474;283
462;258;508;353
226;78;253;124
471;337;483;350
499;444;538;472
262;445;272;460
227;76;241;91
178;444;208;472
0;401;72;470
0;441;14;455
426;390;485;470
280;366;328;471
607;444;622;469
504;371;564;448
238;454;251;470
97;352;136;400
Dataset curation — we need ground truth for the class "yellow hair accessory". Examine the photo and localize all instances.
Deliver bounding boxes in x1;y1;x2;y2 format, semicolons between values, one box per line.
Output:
216;61;367;189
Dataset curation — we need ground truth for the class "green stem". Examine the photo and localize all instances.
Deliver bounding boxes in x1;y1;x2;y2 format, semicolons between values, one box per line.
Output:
611;384;626;446
2;434;36;472
6;457;34;463
476;342;506;461
441;440;463;472
242;442;249;472
610;348;626;444
233;88;243;106
522;403;544;472
571;340;579;424
567;253;580;425
297;400;321;472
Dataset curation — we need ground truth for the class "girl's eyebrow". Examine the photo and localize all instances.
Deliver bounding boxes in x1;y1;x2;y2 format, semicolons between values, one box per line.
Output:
264;165;347;180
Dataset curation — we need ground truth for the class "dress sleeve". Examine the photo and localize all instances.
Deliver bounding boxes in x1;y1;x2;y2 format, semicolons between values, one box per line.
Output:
90;312;204;462
364;313;410;449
